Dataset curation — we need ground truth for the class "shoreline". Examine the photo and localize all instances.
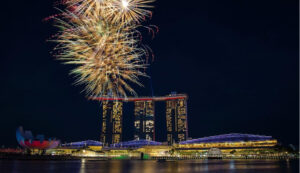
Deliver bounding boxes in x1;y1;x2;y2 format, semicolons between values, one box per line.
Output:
0;154;298;161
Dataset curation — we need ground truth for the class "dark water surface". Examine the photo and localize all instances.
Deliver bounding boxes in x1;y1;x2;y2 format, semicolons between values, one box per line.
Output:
0;159;299;173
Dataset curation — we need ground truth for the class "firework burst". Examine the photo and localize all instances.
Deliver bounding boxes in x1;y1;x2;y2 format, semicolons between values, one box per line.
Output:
105;0;155;25
62;0;154;24
51;0;155;97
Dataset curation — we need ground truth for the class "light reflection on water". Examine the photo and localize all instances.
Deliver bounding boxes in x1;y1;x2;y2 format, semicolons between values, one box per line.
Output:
0;159;298;173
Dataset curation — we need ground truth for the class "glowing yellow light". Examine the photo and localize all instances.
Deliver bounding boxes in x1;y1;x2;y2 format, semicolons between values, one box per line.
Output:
122;0;129;8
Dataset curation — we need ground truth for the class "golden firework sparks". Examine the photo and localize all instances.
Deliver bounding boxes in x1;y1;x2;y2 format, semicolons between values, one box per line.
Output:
51;0;155;97
63;0;154;25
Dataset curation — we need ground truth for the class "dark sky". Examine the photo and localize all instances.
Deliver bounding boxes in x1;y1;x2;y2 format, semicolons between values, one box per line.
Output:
0;0;298;147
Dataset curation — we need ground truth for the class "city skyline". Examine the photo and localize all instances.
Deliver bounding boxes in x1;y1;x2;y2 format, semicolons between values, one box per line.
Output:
0;1;298;173
0;0;298;148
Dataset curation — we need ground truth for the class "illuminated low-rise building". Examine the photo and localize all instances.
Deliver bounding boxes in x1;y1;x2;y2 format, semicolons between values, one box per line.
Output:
61;140;103;151
137;145;172;157
46;140;103;156
44;134;285;159
176;133;278;154
110;139;162;149
108;140;170;158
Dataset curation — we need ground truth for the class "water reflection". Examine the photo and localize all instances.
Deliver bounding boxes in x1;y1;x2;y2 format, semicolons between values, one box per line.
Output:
80;159;86;173
0;159;298;173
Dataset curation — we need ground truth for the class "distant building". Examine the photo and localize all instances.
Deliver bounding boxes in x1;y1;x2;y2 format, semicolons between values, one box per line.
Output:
16;126;60;150
46;134;281;158
134;101;155;141
100;101;123;146
177;133;278;151
166;93;188;145
61;140;103;151
110;139;162;149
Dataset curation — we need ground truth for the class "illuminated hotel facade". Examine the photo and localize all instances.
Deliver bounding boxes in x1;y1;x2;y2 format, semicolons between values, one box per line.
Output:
100;101;123;146
94;93;188;146
134;101;155;141
166;95;188;145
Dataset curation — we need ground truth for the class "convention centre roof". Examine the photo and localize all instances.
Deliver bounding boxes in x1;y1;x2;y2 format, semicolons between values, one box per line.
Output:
179;133;274;144
110;139;162;148
61;140;103;149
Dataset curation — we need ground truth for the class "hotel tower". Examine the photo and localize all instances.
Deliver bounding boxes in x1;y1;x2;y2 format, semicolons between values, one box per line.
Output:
166;94;188;145
100;101;123;146
134;101;155;141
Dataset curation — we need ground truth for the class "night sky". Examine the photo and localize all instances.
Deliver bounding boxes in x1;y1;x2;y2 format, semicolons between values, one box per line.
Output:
0;0;298;147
